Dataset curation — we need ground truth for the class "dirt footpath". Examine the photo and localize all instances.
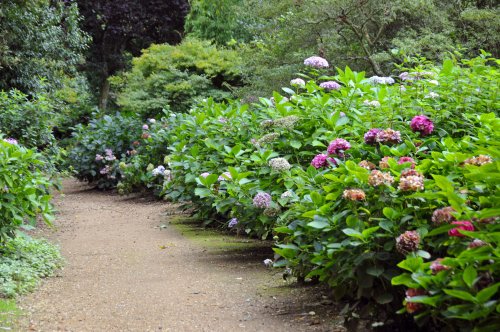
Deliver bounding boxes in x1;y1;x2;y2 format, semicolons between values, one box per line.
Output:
18;179;342;332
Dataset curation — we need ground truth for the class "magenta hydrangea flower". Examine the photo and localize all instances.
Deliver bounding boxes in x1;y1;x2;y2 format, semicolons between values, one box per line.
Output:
398;157;416;169
448;221;474;237
310;154;335;169
327;138;351;157
304;56;329;68
253;192;272;208
319;81;341;91
364;128;382;145
410;115;434;136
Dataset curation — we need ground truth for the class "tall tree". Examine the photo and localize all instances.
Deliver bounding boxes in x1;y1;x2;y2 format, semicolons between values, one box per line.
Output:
0;0;89;93
77;0;190;109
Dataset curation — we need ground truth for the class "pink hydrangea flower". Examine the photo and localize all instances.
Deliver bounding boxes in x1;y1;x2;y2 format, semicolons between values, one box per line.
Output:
327;138;351;157
430;258;450;274
200;172;210;178
142;124;149;130
218;172;232;181
310;154;335;169
3;138;18;145
398;157;416;169
448;221;474;237
410;115;434;136
304;56;329;68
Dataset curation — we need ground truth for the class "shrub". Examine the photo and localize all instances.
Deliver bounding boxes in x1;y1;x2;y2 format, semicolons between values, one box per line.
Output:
0;139;54;244
109;37;242;117
68;113;142;189
0;234;62;297
89;53;499;329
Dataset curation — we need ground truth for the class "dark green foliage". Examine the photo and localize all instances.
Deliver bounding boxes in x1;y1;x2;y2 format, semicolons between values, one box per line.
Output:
0;139;54;244
68;113;142;189
110;38;242;116
0;0;89;93
76;0;190;109
185;0;248;44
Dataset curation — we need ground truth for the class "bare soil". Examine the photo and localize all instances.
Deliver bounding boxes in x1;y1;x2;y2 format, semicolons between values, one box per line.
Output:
17;179;345;332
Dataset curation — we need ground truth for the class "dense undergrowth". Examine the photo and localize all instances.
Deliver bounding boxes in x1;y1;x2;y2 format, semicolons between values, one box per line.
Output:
69;54;500;330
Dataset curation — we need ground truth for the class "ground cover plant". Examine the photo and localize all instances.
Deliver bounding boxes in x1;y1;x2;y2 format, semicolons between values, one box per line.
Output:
68;53;500;330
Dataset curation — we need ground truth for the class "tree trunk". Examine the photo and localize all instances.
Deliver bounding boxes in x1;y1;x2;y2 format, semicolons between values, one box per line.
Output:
98;77;110;110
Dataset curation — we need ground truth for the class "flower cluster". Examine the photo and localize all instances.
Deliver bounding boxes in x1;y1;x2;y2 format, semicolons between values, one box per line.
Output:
253;192;272;208
218;172;232;181
273;115;299;129
228;218;238;228
260;119;274;129
303;56;329;68
218;117;228;124
310;154;335;169
396;230;420;254
256;133;279;146
431;206;456;224
398;157;416;168
200;172;210;178
405;288;426;314
100;165;111;175
410;115;434;136
359;160;376;170
142;124;149;130
342;189;366;201
425;92;439;99
430;258;450;274
319;81;341;91
468;239;487;249
398;169;424;191
3;138;18;145
263;258;274;267
290;78;306;87
152;165;166;176
379;156;394;169
363;100;381;107
280;190;293;199
375;128;402;145
263;206;280;217
327;138;351;157
268;157;291;171
463;155;493;166
364;128;382;145
368;170;394;187
448;221;474;237
368;76;395;85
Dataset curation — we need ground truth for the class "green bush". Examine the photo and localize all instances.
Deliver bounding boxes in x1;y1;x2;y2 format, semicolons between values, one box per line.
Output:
68;113;142;189
109;53;500;330
0;138;54;244
0;234;62;298
109;37;242;117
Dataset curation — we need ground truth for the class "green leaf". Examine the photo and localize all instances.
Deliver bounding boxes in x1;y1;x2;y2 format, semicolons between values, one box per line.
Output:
443;289;477;303
290;140;302;149
307;220;329;229
463;265;478;288
409;295;440;307
374;292;393;304
366;265;384;277
477;283;500;303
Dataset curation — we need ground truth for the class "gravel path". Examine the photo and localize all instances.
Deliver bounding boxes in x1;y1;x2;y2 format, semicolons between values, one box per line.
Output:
18;179;341;332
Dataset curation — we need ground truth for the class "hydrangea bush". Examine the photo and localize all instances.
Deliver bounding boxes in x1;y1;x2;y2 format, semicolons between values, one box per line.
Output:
75;53;499;330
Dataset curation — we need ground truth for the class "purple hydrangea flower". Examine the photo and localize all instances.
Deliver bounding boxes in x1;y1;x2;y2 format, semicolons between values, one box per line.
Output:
368;76;395;85
3;138;18;145
310;154;335;169
304;56;329;68
142;124;149;130
364;128;382;145
253;192;272;208
228;218;238;228
200;172;210;178
95;154;104;161
218;172;232;181
152;165;166;176
327;138;351;157
410;115;434;136
319;81;341;91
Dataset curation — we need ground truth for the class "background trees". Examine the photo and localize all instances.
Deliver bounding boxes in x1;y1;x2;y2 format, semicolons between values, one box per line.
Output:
76;0;190;109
